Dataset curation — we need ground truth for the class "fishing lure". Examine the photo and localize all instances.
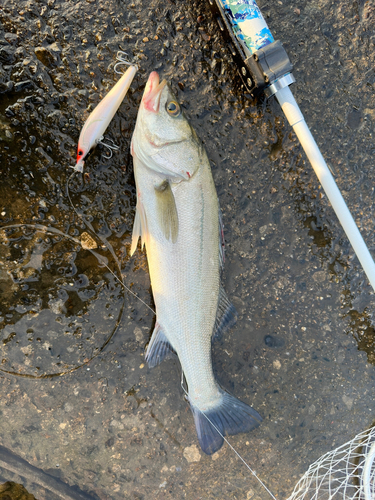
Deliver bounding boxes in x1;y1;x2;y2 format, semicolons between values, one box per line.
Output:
72;52;138;172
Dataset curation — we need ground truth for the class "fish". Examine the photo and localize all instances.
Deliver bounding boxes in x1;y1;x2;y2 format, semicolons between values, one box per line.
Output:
73;63;137;172
130;71;262;455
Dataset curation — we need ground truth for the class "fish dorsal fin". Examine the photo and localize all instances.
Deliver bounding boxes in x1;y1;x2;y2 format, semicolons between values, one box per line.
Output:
154;180;178;243
212;285;238;342
145;322;175;368
130;200;148;256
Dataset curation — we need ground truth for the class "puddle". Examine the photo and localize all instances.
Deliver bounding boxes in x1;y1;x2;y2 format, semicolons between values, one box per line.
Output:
0;226;125;378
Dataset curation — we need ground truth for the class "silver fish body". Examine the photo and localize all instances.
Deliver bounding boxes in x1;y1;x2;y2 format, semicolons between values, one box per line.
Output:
130;72;261;454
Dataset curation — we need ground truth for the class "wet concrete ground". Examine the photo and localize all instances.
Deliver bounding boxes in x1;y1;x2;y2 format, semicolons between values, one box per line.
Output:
0;0;374;499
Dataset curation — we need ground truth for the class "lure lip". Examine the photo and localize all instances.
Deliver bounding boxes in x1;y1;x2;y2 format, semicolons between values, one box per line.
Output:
73;159;84;172
142;71;167;113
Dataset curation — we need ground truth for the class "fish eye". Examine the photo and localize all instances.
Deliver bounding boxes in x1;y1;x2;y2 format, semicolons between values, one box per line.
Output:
78;150;83;157
166;100;181;117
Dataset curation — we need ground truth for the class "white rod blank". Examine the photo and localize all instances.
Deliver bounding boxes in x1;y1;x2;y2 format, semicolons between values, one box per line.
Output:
275;86;375;291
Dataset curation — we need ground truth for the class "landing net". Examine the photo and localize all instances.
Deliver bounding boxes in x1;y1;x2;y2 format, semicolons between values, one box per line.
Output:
287;427;375;500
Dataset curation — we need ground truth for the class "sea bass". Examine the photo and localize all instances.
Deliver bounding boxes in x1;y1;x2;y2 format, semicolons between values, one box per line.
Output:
130;72;262;454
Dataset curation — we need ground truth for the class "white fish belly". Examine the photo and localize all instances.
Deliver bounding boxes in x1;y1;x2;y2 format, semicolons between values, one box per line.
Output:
134;157;222;411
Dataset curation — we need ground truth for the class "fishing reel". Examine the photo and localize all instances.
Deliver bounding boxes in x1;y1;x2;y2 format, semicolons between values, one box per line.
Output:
206;0;295;99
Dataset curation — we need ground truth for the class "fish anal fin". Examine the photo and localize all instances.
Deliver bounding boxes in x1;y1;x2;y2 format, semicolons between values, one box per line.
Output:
145;322;175;368
190;391;262;455
212;285;238;342
154;180;178;243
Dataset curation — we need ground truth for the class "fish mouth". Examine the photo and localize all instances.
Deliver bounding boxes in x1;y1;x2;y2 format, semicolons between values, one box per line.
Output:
142;72;167;113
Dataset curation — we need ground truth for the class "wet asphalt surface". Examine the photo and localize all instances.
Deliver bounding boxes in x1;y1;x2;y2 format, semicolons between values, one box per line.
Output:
0;0;375;499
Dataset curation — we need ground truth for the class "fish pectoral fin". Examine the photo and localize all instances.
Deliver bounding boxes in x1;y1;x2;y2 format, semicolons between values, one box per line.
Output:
212;285;238;342
154;180;178;243
190;390;262;455
130;201;148;256
145;322;175;368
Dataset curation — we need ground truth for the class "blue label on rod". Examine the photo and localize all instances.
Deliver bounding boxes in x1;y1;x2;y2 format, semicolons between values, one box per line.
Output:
221;0;274;53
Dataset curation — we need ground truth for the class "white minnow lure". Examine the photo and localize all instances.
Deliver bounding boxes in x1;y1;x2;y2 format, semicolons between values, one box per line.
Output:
72;58;138;172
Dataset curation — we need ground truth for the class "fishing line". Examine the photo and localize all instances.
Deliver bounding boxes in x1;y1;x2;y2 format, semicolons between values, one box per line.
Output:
1;222;119;290
180;372;278;500
68;170;275;499
66;171;155;315
67;170;277;498
67;46;274;496
3;221;273;499
1;219;155;320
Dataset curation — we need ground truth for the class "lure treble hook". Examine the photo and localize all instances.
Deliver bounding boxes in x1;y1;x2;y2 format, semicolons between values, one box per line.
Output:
114;51;138;75
97;136;120;160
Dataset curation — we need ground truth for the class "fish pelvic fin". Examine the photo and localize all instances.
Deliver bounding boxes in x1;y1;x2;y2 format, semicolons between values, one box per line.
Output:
154;180;178;243
212;285;238;342
145;322;175;368
130;200;148;256
190;391;262;455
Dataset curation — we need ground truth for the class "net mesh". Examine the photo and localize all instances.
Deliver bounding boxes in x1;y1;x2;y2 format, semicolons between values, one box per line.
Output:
287;427;375;500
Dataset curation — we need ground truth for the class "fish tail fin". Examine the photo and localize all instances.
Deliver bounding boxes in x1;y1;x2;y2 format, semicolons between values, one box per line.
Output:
189;391;262;455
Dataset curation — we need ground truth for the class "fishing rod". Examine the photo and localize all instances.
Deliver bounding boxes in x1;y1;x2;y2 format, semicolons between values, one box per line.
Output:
207;0;375;291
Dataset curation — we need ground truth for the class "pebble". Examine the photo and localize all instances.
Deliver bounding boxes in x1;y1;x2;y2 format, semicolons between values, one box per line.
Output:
4;33;18;45
0;47;15;64
134;327;144;342
342;395;354;410
35;46;57;67
0;81;14;92
273;359;281;370
64;403;73;412
183;445;201;462
80;232;98;250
